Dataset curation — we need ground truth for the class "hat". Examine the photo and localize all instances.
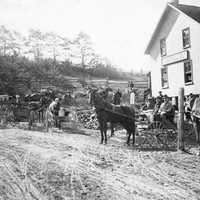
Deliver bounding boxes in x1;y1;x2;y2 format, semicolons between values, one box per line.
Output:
156;98;161;101
163;95;168;99
55;98;59;102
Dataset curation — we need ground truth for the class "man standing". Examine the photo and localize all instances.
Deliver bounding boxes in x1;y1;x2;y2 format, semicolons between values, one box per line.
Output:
129;81;134;91
49;98;61;128
113;88;122;105
130;89;136;108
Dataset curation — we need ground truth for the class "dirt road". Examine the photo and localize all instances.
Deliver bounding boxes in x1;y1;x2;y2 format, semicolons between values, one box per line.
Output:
0;127;200;200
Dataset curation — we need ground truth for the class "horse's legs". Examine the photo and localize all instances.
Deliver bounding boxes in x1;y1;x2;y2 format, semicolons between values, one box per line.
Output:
42;110;44;122
38;111;40;123
55;117;61;129
193;119;200;144
99;123;104;144
126;130;131;145
44;112;49;132
39;110;42;123
104;123;108;144
110;123;114;137
45;120;49;132
58;118;61;130
132;129;135;146
39;110;43;123
28;110;34;130
28;119;32;130
196;119;200;144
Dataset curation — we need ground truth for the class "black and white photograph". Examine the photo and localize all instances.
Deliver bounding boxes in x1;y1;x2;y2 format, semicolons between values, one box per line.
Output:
0;0;200;199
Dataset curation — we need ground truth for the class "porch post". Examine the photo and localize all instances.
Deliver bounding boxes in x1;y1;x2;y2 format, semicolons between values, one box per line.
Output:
177;87;185;151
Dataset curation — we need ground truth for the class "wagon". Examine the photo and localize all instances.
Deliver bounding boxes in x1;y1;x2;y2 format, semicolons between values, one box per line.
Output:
136;109;193;148
12;104;31;122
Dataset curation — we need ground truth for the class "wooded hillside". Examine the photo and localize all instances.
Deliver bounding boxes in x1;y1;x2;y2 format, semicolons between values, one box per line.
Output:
0;25;148;95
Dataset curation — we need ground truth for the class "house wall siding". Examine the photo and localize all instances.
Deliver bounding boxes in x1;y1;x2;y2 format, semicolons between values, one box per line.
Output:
150;11;200;97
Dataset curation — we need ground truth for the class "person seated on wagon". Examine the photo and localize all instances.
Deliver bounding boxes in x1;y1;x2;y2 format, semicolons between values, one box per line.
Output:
158;95;174;124
142;96;155;110
152;97;162;121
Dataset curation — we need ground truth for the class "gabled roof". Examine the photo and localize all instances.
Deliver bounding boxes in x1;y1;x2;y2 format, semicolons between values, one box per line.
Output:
172;3;200;23
145;3;200;54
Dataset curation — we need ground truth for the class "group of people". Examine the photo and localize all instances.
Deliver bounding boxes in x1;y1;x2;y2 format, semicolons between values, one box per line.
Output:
47;88;200;130
153;92;175;124
143;91;176;125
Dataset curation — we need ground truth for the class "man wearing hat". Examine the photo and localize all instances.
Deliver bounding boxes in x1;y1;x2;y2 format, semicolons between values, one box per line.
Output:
49;98;61;128
153;97;162;121
112;88;122;105
158;95;174;124
157;91;164;103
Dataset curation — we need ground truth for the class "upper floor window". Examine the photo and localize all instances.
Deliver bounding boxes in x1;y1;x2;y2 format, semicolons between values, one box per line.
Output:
182;27;191;49
161;67;168;88
184;60;193;84
160;38;167;57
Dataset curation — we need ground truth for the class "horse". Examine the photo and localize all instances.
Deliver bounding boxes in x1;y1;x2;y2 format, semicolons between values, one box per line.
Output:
27;99;51;130
89;89;135;145
25;92;53;128
182;94;200;144
191;95;200;144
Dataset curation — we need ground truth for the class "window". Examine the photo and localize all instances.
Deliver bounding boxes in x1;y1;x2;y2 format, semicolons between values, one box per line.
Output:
182;28;191;49
160;38;167;56
184;60;193;84
161;67;168;88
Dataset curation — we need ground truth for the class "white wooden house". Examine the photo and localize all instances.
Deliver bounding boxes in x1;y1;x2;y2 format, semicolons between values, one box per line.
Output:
145;0;200;99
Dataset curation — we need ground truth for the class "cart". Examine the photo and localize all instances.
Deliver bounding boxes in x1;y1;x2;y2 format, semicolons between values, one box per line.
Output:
136;109;195;148
136;110;179;148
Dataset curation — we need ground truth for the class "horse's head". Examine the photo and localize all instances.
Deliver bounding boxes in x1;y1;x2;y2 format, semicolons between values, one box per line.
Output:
89;88;106;109
89;88;98;106
189;94;199;109
105;87;113;93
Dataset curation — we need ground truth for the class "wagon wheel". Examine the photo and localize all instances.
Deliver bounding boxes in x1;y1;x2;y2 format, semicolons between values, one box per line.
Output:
166;129;178;144
148;121;168;147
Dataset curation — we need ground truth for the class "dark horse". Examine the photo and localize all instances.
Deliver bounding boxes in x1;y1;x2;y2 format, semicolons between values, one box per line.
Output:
90;89;135;145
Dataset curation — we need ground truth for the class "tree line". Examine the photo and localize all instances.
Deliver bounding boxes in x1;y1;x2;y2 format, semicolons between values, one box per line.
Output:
0;25;109;68
0;25;143;95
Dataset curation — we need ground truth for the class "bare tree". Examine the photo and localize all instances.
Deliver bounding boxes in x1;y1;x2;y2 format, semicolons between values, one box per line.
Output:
71;32;95;68
0;25;13;56
25;29;45;61
60;36;72;61
10;30;26;57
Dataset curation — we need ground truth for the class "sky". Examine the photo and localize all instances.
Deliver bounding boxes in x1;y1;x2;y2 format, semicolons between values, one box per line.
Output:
0;0;198;72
